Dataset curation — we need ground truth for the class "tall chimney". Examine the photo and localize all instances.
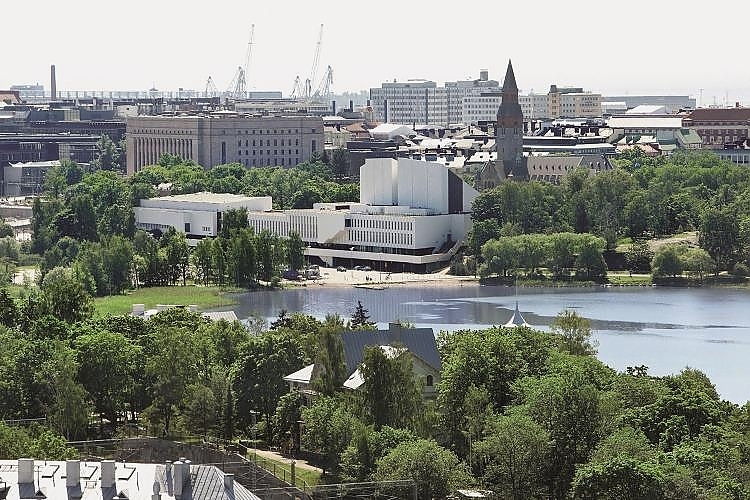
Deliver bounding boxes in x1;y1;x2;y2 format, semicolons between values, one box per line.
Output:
331;100;336;115
50;65;57;101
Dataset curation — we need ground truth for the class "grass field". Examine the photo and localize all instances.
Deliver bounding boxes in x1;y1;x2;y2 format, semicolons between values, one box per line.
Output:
93;286;239;316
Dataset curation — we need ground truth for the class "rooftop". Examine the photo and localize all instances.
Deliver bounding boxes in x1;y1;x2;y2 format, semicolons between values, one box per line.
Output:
142;192;261;205
0;458;259;500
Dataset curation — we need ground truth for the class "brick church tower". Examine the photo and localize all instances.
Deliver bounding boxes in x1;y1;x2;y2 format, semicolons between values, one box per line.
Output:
495;60;526;178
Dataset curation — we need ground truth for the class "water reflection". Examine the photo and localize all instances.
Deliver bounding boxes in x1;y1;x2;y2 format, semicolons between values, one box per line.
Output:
223;284;750;403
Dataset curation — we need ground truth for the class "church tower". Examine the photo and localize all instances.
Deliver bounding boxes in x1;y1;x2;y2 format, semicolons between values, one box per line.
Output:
496;60;525;177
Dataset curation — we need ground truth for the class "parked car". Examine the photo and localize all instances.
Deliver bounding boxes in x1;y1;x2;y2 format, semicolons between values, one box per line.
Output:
337;266;347;272
362;266;372;271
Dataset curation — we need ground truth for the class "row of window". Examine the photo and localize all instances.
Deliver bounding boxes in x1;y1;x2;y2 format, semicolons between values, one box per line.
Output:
239;149;300;156
349;229;413;246
349;218;414;231
238;139;299;147
239;158;300;167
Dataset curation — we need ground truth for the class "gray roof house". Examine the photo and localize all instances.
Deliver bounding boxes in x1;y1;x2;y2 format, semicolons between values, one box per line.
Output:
283;323;442;399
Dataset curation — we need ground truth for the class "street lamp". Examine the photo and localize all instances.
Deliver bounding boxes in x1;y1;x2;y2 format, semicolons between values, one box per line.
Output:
248;409;258;490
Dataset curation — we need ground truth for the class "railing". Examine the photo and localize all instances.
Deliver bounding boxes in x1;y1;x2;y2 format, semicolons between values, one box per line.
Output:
204;436;312;493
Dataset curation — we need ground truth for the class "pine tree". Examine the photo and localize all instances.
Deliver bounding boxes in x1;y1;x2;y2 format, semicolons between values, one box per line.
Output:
350;300;375;330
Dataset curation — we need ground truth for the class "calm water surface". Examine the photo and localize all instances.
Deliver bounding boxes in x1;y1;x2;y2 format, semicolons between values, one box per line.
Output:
221;284;750;403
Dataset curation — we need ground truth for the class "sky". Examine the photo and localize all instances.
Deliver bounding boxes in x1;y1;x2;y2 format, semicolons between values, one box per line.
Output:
4;0;750;106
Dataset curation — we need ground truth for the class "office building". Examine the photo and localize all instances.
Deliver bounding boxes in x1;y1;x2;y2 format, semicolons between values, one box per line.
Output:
125;113;324;174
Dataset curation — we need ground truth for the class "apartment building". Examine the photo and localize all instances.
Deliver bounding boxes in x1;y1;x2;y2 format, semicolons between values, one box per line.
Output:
125;113;324;174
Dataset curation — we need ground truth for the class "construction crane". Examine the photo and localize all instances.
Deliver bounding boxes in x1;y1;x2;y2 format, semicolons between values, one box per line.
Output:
313;65;334;100
205;76;218;98
224;25;255;100
243;24;255;94
225;66;246;99
304;24;324;99
290;75;303;99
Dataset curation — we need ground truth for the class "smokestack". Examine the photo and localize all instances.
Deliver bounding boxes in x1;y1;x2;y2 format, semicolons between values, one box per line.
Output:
349;99;353;112
51;65;57;101
331;100;336;115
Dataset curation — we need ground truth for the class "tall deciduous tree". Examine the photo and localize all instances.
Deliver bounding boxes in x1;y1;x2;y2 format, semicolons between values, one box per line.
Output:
550;309;598;356
359;345;421;430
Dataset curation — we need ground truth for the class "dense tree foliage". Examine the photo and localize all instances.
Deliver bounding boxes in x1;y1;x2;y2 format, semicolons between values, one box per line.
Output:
471;150;750;276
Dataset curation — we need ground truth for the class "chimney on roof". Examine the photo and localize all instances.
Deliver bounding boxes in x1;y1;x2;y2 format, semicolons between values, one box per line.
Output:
332;100;336;115
51;65;57;101
223;473;234;491
173;460;184;498
101;460;115;488
737;102;740;108
480;69;488;81
349;99;354;112
66;460;81;488
18;458;34;483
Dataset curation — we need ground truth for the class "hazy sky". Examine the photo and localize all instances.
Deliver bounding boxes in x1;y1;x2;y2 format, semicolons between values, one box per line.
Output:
4;0;750;106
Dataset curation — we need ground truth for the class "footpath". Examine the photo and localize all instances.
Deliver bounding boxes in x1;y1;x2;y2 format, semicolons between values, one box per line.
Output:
249;447;323;473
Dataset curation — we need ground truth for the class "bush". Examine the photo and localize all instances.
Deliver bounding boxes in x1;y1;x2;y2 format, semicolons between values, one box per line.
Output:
731;262;749;277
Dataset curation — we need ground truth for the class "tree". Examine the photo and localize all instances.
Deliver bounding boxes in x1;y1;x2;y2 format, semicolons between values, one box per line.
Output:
518;364;604;499
341;425;417;482
575;234;607;279
75;330;141;432
145;327;199;435
233;332;305;439
39;266;93;323
571;458;666;500
475;413;550;500
625;239;654;274
699;207;740;273
651;244;684;278
219;207;249;238
193;238;215;285
350;300;375;329
286;231;305;271
330;148;350;180
272;391;303;452
0;288;18;327
359;345;421;430
301;396;358;475
550;309;598;356
374;439;474;500
312;328;347;396
94;135;123;171
682;247;714;280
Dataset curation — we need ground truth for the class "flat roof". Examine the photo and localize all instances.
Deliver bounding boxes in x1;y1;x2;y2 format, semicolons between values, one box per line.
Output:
606;116;683;129
144;192;261;204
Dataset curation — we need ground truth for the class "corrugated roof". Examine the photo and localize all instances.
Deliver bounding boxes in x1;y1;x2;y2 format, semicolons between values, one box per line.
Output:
340;324;440;375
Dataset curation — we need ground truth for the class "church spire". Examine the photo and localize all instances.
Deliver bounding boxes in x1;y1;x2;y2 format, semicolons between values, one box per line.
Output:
502;59;518;93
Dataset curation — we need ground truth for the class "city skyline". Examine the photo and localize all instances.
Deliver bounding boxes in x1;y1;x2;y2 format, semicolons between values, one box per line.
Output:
5;0;750;106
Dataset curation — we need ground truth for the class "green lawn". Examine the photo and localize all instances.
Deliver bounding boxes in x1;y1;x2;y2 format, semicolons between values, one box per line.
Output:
94;286;239;316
